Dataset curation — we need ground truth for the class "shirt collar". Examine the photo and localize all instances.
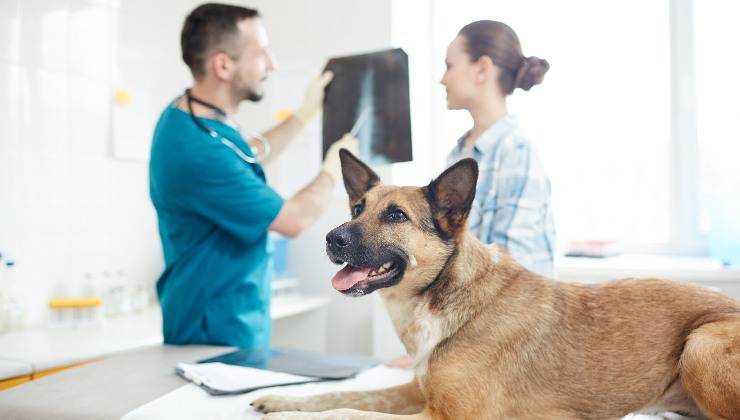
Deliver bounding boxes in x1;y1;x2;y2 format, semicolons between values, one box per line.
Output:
454;114;518;156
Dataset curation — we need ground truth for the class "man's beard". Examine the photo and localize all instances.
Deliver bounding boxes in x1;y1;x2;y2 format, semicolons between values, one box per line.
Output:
246;90;264;102
244;88;263;102
231;77;263;103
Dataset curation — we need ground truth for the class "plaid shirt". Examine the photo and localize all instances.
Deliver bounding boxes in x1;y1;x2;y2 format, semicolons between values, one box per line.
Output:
447;115;556;277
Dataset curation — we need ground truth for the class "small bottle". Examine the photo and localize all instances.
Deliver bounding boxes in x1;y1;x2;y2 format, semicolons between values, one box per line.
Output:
4;260;24;331
131;282;149;312
0;253;8;334
102;270;117;317
116;269;131;314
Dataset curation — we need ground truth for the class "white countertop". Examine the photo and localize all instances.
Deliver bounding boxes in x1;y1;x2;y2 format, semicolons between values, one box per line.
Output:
0;295;329;380
0;307;163;376
0;359;33;380
270;295;328;319
556;254;740;283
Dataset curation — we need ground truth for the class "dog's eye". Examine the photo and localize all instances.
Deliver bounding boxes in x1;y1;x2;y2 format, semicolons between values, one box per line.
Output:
352;202;363;218
386;208;408;223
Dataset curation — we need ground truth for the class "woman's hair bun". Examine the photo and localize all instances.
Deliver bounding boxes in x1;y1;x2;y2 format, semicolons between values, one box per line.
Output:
514;56;549;91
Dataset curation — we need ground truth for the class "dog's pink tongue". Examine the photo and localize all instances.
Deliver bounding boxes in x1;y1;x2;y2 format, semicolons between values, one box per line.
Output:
331;265;372;291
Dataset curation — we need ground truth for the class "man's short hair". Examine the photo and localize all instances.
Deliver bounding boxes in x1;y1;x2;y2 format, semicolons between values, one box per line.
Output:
181;3;260;78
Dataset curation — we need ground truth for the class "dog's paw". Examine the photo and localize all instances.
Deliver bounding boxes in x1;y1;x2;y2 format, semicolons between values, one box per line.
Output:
251;395;309;413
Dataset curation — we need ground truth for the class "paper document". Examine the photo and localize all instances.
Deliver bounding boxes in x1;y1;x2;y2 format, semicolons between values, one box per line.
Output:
176;362;318;395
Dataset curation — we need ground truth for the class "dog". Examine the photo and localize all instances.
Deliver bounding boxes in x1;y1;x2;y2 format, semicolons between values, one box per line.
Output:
253;151;740;419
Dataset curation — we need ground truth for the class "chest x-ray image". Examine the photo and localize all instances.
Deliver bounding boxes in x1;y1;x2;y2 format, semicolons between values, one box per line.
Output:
322;48;412;166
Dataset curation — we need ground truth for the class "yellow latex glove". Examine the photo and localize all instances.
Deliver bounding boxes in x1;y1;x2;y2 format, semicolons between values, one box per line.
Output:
322;134;359;182
294;71;334;124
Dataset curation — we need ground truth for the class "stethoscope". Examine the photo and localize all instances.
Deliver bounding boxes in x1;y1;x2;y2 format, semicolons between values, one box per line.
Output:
184;89;270;164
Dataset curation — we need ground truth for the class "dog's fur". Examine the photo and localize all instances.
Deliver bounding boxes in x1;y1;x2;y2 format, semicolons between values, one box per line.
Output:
254;151;740;419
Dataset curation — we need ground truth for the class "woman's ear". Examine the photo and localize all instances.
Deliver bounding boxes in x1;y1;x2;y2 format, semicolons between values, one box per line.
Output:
476;55;496;84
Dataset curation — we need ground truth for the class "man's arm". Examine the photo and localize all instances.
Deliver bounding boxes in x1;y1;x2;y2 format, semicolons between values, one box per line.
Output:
268;134;358;237
269;170;334;238
253;115;304;166
250;71;334;165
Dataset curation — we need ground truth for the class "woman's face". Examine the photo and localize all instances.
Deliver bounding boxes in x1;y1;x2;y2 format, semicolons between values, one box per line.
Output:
440;35;480;110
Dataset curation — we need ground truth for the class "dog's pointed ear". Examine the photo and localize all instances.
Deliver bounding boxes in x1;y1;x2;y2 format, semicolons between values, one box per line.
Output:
425;158;478;239
339;149;381;203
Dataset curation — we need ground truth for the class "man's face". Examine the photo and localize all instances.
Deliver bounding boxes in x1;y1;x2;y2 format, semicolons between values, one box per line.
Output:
229;18;275;102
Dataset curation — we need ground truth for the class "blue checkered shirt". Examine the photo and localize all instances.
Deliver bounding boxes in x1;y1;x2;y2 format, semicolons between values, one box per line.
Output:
447;115;556;277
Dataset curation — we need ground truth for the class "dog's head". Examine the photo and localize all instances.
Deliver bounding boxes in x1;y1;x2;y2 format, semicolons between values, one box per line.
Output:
326;150;478;297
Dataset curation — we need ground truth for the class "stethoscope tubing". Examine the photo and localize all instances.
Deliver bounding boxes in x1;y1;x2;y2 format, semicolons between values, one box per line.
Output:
184;89;270;164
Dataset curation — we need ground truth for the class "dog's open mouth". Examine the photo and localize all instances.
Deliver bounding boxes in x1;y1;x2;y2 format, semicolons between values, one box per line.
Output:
331;260;403;294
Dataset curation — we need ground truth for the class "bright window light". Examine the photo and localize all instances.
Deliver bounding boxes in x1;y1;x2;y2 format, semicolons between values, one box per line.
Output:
394;0;671;251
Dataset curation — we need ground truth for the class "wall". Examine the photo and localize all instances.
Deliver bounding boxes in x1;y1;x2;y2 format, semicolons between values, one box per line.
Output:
245;0;394;357
0;0;394;357
0;0;184;327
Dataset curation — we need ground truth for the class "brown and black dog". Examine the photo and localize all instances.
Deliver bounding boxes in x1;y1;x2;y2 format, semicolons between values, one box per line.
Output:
254;151;740;419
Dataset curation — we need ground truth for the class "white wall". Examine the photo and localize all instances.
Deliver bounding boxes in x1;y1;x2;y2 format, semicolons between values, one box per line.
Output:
243;0;394;357
0;0;394;356
0;0;188;327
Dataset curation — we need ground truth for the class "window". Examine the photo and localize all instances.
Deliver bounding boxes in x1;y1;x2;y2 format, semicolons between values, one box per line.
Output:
694;0;740;259
392;0;735;256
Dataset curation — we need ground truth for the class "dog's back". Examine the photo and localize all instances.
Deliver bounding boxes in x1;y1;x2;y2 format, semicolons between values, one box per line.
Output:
421;238;740;419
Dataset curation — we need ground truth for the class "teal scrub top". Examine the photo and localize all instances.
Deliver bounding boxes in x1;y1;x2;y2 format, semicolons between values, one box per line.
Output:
149;102;283;349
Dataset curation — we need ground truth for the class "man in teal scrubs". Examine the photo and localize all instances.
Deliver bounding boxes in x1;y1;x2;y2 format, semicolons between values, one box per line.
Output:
149;4;356;349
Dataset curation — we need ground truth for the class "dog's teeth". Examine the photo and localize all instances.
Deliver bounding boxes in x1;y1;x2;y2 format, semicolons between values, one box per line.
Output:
368;262;397;277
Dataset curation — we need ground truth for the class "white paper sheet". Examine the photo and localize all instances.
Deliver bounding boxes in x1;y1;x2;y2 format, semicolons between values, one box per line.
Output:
177;362;316;393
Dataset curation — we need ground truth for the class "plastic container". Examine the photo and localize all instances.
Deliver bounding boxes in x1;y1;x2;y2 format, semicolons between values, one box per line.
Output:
0;253;7;334
48;297;103;327
707;193;740;266
3;260;25;331
271;277;299;301
0;299;10;334
270;234;290;278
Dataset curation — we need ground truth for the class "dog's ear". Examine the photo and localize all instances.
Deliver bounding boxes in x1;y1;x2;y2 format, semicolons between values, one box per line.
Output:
339;149;381;203
425;158;479;239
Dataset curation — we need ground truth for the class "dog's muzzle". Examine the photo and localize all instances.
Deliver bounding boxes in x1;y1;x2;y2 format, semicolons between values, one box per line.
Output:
325;224;407;295
326;226;352;263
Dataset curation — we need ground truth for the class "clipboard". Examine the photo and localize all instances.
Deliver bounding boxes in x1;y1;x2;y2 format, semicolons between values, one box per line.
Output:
176;348;379;396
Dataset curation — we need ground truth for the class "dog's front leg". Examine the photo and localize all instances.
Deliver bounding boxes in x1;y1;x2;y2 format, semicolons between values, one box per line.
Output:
262;408;432;420
251;381;425;415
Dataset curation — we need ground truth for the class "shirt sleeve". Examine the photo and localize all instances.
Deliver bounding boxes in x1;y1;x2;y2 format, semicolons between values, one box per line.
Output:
188;147;284;245
489;142;549;266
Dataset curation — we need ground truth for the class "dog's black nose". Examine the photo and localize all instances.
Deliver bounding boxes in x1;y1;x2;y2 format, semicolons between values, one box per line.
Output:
326;228;351;249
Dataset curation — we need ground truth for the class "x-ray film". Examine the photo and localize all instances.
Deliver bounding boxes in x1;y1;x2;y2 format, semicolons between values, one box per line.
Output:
322;48;412;165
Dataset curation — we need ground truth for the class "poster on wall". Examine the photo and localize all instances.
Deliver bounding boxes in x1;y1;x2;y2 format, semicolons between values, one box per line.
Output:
111;87;158;161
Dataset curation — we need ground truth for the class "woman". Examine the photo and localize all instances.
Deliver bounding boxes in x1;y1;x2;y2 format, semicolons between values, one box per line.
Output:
441;20;556;277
